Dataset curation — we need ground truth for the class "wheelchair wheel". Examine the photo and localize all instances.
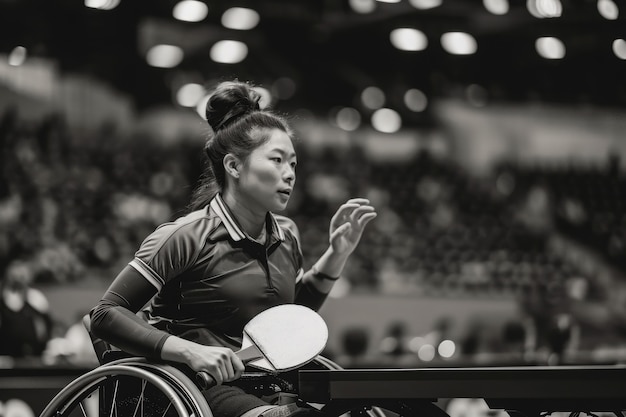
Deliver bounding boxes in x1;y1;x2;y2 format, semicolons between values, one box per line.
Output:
40;360;212;417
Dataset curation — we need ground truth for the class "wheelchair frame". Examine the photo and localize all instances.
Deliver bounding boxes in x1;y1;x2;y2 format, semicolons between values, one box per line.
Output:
39;315;386;417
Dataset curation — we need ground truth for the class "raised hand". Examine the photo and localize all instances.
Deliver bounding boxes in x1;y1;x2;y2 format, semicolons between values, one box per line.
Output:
328;198;377;256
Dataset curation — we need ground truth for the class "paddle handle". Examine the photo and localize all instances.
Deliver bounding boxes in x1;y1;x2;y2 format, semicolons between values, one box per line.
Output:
195;344;263;389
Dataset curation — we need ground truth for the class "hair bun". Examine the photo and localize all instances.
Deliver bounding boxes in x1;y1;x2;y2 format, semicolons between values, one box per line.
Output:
205;81;261;132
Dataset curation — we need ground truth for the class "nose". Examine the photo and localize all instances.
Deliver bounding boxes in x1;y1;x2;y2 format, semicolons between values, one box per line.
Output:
283;165;295;184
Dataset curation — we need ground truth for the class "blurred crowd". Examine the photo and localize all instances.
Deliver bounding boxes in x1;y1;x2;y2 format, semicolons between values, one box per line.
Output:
1;107;626;368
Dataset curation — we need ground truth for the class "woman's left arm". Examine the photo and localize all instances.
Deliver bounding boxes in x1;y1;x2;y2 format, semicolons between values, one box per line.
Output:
303;198;377;294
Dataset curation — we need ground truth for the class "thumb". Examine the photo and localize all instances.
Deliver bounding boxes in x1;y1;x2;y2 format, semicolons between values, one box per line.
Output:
331;222;351;241
336;222;351;234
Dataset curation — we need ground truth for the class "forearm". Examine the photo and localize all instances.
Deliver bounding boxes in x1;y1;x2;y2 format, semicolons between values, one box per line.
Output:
90;300;170;358
89;265;171;358
160;335;199;364
304;246;350;294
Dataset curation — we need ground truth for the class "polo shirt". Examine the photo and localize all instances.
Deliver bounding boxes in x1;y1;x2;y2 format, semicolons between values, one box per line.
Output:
129;194;307;350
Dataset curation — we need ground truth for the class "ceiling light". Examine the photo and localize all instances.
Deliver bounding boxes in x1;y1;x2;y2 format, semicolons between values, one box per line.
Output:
173;0;209;22
8;46;27;66
409;0;442;9
349;0;377;13
597;0;619;20
527;0;562;18
535;37;566;59
221;7;260;30
483;0;509;15
404;88;428;112
441;32;478;55
417;344;436;361
438;340;456;358
390;28;428;51
146;44;184;68
612;39;626;60
176;83;205;107
84;0;120;10
336;107;362;131
371;108;401;133
85;0;107;8
209;40;248;64
361;86;386;109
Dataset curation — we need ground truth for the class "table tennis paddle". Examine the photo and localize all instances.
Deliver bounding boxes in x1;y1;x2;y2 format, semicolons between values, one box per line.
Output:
196;304;328;389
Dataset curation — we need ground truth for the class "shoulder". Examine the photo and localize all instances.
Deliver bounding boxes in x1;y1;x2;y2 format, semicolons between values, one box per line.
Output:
152;209;222;244
274;214;301;243
138;208;224;260
133;209;227;284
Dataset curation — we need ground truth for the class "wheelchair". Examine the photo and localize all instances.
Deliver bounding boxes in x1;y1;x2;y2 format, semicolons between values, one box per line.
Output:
40;316;386;417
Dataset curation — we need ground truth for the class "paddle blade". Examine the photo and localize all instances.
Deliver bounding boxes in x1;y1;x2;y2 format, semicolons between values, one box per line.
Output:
244;304;328;372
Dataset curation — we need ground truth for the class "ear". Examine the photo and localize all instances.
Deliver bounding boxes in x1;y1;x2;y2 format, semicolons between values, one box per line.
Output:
223;154;241;179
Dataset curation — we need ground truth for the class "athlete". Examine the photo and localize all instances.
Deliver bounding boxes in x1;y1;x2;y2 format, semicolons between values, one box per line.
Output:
90;80;377;417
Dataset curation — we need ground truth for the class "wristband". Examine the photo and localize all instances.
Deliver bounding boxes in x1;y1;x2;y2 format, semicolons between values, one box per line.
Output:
312;265;340;281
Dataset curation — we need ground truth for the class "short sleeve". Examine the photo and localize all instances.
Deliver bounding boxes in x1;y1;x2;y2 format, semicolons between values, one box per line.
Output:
129;222;201;291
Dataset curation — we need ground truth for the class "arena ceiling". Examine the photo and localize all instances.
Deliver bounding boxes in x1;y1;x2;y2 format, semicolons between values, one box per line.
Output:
1;0;625;123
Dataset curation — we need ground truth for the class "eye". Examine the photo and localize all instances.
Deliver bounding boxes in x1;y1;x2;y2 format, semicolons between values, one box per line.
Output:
271;157;282;163
290;161;297;169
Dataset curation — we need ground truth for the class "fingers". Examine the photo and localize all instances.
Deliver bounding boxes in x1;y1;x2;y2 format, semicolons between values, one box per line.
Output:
221;355;236;382
198;347;243;385
336;206;377;229
215;350;242;383
349;205;377;223
330;222;352;243
331;203;360;224
228;350;245;380
331;212;375;241
332;199;376;224
206;365;224;385
345;198;371;205
357;211;377;228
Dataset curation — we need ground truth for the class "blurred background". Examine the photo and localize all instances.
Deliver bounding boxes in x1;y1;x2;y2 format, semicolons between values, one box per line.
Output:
1;0;626;412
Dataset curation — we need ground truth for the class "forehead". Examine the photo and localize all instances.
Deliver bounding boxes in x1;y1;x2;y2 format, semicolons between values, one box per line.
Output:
256;129;296;156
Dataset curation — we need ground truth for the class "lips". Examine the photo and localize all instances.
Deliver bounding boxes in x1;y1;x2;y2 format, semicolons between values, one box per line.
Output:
278;189;292;196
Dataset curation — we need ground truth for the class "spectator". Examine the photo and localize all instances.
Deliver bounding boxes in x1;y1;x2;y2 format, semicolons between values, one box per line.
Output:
0;260;52;357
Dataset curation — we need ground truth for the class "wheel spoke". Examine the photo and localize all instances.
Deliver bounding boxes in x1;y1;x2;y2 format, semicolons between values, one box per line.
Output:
41;362;209;417
160;401;173;417
78;402;87;417
132;379;147;417
109;379;120;417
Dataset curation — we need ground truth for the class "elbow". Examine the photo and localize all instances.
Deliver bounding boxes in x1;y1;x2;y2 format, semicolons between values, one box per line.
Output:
89;300;114;339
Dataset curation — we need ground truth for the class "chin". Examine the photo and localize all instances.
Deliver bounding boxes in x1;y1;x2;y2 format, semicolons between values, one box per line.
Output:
270;200;289;213
273;203;289;212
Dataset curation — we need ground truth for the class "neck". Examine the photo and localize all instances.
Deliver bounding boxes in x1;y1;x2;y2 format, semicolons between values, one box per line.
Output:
221;190;267;239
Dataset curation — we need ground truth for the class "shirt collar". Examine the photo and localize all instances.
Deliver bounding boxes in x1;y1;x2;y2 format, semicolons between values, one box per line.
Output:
210;194;285;243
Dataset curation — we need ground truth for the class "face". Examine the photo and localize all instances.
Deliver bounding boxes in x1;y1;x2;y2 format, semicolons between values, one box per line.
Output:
237;128;297;213
5;263;33;291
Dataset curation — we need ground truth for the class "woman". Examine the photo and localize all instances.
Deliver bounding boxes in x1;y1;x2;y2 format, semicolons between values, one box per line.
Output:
90;80;377;417
0;259;52;357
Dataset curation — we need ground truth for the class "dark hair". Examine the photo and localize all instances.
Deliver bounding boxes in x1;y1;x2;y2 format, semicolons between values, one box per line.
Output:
189;81;294;210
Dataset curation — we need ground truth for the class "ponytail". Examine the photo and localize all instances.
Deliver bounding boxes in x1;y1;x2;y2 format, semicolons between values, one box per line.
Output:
188;80;293;211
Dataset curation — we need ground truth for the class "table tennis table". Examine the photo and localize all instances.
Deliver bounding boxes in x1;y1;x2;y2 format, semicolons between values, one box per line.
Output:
298;365;626;417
